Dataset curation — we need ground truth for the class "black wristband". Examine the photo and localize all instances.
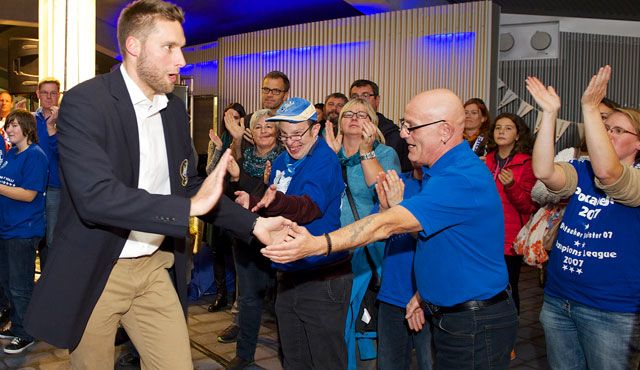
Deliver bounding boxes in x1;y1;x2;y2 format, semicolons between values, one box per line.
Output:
324;233;332;256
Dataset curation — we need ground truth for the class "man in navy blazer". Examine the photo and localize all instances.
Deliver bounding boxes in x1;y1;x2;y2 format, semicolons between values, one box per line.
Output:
23;0;285;368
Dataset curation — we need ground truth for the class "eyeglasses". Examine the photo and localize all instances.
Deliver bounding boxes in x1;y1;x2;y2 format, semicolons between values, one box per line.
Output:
350;92;377;99
279;125;312;143
261;87;286;96
604;124;638;137
342;111;369;120
39;91;60;98
400;119;446;133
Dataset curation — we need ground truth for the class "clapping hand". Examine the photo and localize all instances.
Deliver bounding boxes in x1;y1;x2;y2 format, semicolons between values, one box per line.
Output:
224;110;245;141
208;129;223;149
227;156;240;181
325;121;343;153
497;168;514;187
525;77;561;113
581;65;611;111
375;170;405;211
359;120;376;153
243;127;255;146
263;160;272;185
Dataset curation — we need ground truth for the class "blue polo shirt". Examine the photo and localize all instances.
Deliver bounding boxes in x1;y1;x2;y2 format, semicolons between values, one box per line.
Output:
35;108;61;189
269;138;346;271
377;170;422;307
400;142;507;307
0;144;49;239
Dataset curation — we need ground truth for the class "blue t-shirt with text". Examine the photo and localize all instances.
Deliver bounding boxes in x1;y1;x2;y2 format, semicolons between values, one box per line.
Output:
0;144;48;239
545;159;640;312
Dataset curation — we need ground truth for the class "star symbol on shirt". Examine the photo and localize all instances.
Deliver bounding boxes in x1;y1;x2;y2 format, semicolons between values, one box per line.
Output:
562;265;568;271
569;267;575;273
585;224;590;230
581;242;586;248
576;269;583;275
574;240;581;247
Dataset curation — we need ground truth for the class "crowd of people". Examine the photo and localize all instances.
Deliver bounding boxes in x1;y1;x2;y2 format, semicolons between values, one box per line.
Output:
0;0;638;370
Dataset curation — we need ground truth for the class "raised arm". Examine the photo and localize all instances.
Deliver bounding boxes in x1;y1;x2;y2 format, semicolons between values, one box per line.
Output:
526;76;566;191
581;66;623;184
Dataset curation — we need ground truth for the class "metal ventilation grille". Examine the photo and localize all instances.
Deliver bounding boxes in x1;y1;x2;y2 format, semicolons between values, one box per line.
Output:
499;31;640;151
447;0;640;21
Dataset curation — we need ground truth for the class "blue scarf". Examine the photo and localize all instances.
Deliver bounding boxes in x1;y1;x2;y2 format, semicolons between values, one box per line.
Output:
338;140;380;167
242;145;281;178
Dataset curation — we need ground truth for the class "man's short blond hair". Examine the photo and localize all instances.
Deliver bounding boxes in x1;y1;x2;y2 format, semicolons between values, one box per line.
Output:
117;0;184;59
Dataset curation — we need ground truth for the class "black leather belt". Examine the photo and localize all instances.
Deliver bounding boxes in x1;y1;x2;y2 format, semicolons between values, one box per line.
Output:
422;289;510;315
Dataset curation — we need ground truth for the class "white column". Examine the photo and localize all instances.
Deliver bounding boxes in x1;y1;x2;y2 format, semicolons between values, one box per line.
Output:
38;0;95;91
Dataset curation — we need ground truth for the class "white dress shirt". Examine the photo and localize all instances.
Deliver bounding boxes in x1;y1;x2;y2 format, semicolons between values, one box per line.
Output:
119;65;171;258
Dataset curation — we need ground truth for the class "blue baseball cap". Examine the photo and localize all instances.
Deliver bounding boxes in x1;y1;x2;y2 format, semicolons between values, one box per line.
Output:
266;97;317;123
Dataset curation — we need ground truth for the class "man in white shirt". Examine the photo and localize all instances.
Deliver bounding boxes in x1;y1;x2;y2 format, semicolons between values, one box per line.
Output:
24;1;287;368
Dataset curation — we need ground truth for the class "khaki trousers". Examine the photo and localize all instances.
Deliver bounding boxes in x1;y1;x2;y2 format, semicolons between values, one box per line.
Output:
70;250;192;370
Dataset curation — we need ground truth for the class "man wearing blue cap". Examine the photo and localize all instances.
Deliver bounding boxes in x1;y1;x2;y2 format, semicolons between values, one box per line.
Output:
237;97;350;369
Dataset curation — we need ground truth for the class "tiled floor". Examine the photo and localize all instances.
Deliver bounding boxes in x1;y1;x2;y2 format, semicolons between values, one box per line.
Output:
0;265;548;369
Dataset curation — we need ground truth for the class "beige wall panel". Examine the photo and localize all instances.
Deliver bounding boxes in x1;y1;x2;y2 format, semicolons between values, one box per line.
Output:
216;1;496;122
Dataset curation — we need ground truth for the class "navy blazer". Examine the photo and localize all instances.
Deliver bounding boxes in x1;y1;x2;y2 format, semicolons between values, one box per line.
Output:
24;69;257;350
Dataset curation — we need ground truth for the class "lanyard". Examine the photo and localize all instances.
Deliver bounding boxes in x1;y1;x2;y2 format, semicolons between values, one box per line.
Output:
493;155;512;181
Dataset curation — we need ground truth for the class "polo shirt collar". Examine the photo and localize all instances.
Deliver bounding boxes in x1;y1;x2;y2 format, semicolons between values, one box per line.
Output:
423;141;469;177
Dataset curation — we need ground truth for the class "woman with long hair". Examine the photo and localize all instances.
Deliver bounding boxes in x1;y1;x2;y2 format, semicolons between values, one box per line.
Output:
327;98;400;369
463;98;491;156
528;66;640;369
484;113;537;319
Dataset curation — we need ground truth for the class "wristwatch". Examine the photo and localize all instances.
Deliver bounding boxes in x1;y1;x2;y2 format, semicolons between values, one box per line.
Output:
360;151;377;161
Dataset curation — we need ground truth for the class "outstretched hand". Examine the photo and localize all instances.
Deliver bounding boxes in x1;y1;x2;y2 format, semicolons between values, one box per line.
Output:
251;184;277;212
261;223;323;263
581;65;611;109
253;216;293;246
525;76;561;113
190;149;232;216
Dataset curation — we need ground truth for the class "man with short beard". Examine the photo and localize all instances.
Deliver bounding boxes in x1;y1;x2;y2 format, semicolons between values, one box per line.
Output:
318;92;347;137
23;0;286;368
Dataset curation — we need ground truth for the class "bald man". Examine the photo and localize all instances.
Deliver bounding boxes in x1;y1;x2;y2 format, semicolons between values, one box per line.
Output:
262;89;518;369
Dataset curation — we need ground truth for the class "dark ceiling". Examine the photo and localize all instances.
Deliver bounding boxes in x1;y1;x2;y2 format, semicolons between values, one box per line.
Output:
97;0;640;48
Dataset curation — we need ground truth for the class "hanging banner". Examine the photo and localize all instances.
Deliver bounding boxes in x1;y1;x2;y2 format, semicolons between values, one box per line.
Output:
555;119;572;141
498;89;518;109
516;101;534;117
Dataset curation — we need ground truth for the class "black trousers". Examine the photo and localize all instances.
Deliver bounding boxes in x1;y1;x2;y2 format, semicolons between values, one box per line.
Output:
276;268;352;370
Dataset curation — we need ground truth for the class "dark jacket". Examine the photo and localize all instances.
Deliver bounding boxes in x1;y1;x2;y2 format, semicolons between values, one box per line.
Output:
377;112;411;172
24;69;257;350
